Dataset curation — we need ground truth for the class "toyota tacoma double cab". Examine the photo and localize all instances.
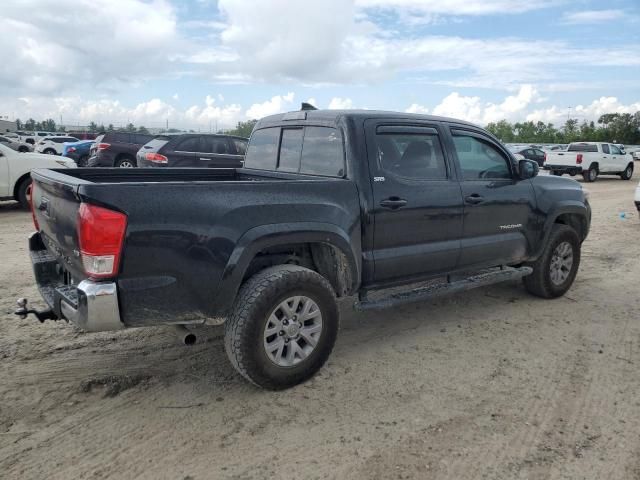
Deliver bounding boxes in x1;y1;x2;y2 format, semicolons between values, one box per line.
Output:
19;109;591;389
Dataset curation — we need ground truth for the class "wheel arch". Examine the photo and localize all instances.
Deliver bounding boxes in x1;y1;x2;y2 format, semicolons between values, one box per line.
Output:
213;223;361;314
532;203;589;260
12;173;31;200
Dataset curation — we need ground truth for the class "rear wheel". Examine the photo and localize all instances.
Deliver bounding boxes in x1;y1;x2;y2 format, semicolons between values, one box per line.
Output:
621;164;633;180
582;165;598;182
78;154;89;167
17;178;32;209
552;171;562;176
523;224;581;299
44;148;56;155
224;265;339;390
115;157;135;168
18;146;28;153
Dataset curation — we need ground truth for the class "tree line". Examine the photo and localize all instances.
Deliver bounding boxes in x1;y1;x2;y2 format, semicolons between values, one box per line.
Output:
486;112;640;145
15;113;638;144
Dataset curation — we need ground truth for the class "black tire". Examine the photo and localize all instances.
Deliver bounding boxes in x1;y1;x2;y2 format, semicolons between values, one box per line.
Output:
582;165;598;182
523;224;581;299
17;177;32;209
44;148;56;155
18;146;28;153
115;157;135;168
552;171;562;176
224;265;339;390
621;163;633;180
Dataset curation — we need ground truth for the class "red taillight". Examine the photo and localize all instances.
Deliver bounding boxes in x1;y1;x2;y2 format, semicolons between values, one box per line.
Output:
543;152;547;163
97;143;110;150
30;182;39;231
576;153;583;164
145;152;168;164
67;147;76;153
77;203;127;279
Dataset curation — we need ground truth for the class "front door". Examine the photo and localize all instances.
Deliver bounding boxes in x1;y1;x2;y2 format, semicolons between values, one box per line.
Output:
448;128;536;269
365;121;464;284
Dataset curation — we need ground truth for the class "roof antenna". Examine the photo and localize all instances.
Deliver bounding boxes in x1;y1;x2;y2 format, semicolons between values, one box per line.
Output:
301;102;318;111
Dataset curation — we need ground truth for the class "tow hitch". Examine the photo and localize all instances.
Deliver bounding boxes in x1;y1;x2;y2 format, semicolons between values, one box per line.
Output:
14;298;58;323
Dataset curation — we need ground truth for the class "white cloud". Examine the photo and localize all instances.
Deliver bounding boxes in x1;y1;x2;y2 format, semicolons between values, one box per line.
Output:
405;103;430;114
328;97;354;109
432;92;484;123
0;0;181;96
245;93;296;119
356;0;558;15
527;97;640;123
561;9;626;25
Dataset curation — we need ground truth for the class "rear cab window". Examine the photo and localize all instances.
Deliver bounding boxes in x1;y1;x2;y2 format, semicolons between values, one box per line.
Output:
568;143;598;153
245;126;345;177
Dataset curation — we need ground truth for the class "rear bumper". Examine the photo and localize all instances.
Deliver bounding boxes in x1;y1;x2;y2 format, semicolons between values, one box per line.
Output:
29;232;124;332
544;165;583;174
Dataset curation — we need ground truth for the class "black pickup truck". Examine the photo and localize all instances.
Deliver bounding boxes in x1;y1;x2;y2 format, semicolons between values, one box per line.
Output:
20;109;591;389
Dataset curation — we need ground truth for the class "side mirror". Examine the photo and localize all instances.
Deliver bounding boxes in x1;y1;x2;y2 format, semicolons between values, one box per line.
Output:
519;159;538;179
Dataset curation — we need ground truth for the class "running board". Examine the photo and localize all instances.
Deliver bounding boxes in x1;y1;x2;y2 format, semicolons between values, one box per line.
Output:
354;266;533;311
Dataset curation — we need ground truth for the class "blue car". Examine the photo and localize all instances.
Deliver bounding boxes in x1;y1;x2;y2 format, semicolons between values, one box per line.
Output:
62;140;94;166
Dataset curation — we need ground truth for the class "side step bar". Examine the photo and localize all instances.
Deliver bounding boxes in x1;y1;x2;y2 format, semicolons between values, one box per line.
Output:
354;266;533;311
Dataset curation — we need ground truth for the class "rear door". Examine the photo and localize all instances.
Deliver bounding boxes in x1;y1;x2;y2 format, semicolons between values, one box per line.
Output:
170;136;199;166
197;136;243;168
365;120;464;283
447;127;536;269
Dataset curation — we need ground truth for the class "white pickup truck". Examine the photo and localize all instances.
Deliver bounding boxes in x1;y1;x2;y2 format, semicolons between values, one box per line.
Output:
544;142;634;182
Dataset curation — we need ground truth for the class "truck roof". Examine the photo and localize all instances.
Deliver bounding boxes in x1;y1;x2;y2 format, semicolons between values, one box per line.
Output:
257;109;481;129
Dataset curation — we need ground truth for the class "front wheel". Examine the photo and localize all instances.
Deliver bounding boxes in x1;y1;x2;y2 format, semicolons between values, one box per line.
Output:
44;148;56;155
224;265;339;390
523;224;581;298
17;178;32;209
621;164;633;180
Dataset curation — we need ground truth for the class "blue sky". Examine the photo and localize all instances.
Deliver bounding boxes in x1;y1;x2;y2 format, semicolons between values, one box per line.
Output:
1;0;639;130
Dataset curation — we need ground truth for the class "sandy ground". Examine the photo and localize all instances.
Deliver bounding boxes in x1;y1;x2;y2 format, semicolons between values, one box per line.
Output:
0;177;639;480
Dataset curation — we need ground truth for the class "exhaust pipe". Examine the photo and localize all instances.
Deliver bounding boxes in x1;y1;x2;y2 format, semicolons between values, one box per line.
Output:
172;325;196;346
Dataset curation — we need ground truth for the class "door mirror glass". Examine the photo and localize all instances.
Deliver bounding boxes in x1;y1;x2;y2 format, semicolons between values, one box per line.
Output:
519;159;538;179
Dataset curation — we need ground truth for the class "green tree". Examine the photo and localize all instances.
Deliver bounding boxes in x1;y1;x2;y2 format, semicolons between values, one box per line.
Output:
125;123;136;132
42;118;56;131
486;120;515;142
88;121;98;133
107;124;115;132
227;119;258;138
15;119;22;130
137;125;149;134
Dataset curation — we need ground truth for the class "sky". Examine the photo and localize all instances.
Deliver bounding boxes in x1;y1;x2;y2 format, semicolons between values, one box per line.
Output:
1;0;639;131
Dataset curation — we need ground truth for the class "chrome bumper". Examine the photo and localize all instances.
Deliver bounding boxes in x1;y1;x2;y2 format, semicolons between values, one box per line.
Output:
60;280;124;332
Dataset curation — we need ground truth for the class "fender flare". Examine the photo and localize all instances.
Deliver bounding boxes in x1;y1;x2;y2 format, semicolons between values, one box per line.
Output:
531;202;590;259
211;222;361;315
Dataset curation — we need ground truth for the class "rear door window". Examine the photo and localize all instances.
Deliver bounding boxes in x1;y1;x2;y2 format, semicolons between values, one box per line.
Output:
278;128;303;172
176;137;200;152
201;136;230;154
245;128;280;170
300;127;344;176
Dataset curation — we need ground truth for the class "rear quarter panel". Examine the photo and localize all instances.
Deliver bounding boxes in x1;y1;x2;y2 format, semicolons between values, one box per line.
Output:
78;178;361;326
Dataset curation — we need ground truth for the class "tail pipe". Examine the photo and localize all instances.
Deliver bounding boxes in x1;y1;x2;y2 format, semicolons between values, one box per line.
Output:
172;325;196;346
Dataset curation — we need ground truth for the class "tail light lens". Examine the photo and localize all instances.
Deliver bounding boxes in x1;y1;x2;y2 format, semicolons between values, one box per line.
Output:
30;182;39;231
145;152;168;164
67;147;76;153
543;152;547;163
77;203;127;279
576;153;583;164
97;143;110;150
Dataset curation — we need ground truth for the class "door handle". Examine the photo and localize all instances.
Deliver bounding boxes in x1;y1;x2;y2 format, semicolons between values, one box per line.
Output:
465;194;484;205
380;197;408;209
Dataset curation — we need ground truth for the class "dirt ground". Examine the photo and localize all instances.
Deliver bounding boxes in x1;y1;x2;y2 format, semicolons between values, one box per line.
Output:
0;177;639;480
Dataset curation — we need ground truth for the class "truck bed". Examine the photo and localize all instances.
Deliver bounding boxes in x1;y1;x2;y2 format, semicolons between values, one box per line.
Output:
30;167;360;326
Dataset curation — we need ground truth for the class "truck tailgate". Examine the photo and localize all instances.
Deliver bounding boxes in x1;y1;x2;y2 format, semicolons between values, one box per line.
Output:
546;152;579;166
31;169;88;282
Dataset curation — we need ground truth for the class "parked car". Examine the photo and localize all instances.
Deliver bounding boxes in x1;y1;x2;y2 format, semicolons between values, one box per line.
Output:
87;132;154;168
509;146;546;166
544;142;634;182
635;181;640;218
0;135;33;153
136;133;247;168
62;140;94;166
21;109;591;389
35;136;80;155
0;143;75;208
2;132;22;141
631;149;640;161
